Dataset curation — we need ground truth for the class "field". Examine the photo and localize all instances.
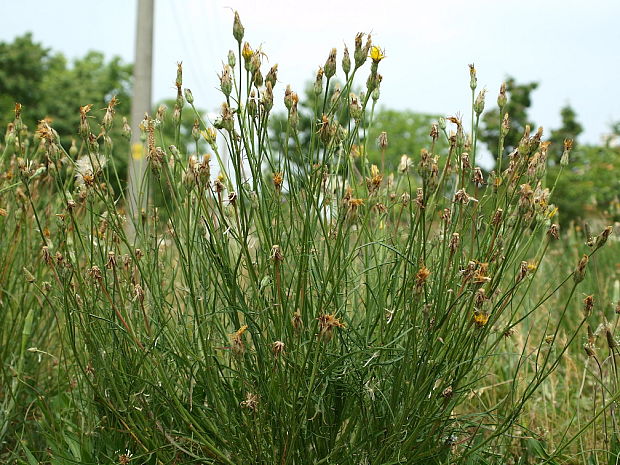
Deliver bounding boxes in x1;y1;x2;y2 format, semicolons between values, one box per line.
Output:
1;12;619;465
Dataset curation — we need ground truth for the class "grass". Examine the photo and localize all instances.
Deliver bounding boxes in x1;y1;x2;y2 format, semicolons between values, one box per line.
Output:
0;11;618;465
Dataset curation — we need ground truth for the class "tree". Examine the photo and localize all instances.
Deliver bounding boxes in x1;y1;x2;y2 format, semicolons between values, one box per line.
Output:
0;34;132;141
366;109;445;170
480;77;538;163
549;105;583;162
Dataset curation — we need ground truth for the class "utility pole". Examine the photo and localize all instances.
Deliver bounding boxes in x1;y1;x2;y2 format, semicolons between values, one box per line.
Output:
128;0;154;231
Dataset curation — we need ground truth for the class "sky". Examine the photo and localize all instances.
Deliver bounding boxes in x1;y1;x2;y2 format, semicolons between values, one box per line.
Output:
2;0;619;156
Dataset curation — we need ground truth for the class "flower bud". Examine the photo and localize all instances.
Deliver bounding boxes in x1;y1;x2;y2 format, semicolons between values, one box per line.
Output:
261;81;274;113
468;64;477;91
560;138;573;166
314;67;324;96
342;46;351;75
266;64;278;89
474;89;486;116
184;88;194;105
176;62;183;89
324;48;337;79
497;82;507;108
233;11;244;43
349;93;362;122
242;42;253;71
219;65;233;97
573;254;589;283
228;50;236;68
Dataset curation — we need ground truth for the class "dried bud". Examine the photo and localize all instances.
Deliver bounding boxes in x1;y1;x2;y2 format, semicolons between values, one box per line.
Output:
547;223;560;240
266;64;278;89
573;254;589;283
606;327;617;349
377;131;388;150
270;244;284;262
349;93;362;121
472;166;485;185
583;295;594;317
491;208;503;226
595;226;613;250
272;341;285;358
584;343;596;358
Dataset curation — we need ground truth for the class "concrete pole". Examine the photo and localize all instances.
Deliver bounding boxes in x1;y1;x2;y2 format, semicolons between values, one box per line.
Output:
128;0;154;228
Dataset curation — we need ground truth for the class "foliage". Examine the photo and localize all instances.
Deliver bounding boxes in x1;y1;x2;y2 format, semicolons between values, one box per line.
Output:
366;109;447;169
550;143;620;226
549;105;584;162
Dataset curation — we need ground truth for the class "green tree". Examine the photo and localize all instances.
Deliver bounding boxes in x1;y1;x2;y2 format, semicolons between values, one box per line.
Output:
550;142;620;226
480;77;538;163
367;109;445;170
549;105;583;162
0;34;132;142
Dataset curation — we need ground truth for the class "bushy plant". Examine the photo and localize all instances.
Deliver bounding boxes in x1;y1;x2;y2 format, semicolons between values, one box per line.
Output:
0;13;616;464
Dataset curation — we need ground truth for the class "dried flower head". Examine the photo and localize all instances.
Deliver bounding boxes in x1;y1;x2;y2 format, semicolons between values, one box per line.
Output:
272;340;285;358
240;392;258;411
231;325;248;356
317;313;344;341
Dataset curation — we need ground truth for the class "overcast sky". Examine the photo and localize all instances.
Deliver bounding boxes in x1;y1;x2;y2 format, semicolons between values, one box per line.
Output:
2;0;619;151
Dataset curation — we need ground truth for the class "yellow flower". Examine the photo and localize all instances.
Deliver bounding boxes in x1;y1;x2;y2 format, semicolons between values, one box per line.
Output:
369;46;385;63
242;42;253;61
473;312;489;328
527;261;537;271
